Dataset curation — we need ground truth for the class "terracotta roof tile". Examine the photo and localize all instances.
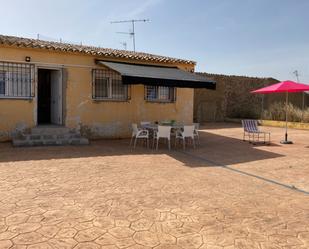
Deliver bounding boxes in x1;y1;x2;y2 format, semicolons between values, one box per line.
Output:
0;34;195;65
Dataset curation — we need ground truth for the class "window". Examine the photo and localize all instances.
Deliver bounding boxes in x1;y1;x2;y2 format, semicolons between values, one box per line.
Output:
0;71;5;95
145;86;176;102
0;61;34;98
92;69;129;100
94;77;109;98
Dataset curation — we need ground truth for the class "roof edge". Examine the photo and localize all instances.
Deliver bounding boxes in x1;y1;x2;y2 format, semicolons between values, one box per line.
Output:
0;34;196;66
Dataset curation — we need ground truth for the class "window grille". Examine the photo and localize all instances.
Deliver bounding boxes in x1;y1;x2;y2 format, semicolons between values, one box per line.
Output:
145;85;176;102
0;61;34;98
92;69;130;101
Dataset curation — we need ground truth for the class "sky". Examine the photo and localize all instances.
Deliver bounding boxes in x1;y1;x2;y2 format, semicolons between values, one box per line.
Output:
1;0;308;82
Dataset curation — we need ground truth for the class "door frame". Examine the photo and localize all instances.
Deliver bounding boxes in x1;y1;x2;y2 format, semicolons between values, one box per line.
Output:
36;66;64;126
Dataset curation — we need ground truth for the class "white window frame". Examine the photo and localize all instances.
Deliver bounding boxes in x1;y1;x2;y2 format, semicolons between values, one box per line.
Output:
7;72;31;97
92;70;129;101
110;78;127;99
145;85;176;103
0;62;34;99
94;76;109;99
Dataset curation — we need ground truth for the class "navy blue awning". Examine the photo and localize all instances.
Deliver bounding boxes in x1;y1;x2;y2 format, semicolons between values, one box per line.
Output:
97;61;216;89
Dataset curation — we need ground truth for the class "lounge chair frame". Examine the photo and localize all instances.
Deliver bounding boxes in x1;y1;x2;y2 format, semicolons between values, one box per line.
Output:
242;120;270;144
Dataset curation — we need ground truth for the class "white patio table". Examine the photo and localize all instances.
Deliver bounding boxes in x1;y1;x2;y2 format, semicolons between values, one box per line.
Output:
143;123;184;131
143;123;184;149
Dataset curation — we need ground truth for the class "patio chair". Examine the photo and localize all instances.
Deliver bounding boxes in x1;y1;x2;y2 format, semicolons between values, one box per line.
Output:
175;125;195;150
130;123;149;148
242;120;270;144
193;123;200;144
153;125;171;150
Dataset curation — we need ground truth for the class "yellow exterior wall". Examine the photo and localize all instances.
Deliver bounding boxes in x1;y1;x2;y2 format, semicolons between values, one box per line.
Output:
0;46;194;140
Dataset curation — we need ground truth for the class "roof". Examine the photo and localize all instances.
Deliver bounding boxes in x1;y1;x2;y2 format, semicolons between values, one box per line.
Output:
0;34;195;65
98;61;215;89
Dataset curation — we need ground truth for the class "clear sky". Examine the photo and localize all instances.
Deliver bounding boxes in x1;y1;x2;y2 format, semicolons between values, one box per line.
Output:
1;0;308;82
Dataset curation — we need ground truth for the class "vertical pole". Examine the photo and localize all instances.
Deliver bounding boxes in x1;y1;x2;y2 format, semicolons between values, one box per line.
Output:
285;91;288;142
132;20;136;52
261;95;264;119
294;70;304;121
302;92;305;122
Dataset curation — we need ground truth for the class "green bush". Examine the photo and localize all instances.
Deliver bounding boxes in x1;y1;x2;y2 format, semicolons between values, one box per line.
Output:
263;102;309;123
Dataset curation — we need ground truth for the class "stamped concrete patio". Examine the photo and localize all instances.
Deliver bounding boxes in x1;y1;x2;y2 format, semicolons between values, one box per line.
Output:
0;123;308;249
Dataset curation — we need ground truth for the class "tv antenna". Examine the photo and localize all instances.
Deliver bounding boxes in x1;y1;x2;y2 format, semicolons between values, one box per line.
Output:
293;70;306;120
111;19;150;52
293;70;300;82
120;41;127;50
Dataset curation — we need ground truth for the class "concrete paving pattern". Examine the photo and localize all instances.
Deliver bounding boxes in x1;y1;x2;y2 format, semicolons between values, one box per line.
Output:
0;123;308;249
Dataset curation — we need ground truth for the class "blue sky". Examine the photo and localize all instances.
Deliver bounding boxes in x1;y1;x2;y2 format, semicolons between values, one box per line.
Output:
1;0;308;82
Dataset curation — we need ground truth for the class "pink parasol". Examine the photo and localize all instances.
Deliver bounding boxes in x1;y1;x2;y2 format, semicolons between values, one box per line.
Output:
251;80;309;94
251;80;309;144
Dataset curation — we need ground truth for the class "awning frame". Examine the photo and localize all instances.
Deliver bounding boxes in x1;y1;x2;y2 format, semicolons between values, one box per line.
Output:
95;60;216;90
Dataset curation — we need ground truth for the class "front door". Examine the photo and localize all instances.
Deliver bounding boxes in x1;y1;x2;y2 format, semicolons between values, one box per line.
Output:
37;69;63;125
50;70;63;125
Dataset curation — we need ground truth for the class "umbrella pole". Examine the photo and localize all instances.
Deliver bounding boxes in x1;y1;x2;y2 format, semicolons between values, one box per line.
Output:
285;92;288;140
281;91;293;144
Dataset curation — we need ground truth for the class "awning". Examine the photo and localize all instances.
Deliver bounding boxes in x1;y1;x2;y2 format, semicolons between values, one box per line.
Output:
96;60;216;89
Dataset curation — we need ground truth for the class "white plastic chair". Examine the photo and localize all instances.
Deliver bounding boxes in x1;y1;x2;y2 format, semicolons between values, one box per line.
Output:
130;123;149;148
193;123;200;144
175;125;195;150
153;125;171;150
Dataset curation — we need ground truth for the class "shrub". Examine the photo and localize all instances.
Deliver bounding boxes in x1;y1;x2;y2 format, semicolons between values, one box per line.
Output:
263;102;309;123
303;110;309;123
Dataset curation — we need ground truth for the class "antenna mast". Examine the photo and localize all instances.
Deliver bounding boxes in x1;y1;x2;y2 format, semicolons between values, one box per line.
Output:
293;70;300;82
293;70;305;121
111;19;150;52
120;42;127;50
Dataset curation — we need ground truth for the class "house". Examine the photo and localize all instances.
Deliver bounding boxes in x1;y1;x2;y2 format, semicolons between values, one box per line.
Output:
0;34;215;144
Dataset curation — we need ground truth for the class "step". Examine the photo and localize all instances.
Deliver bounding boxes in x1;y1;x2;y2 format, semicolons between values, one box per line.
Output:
22;133;82;141
31;126;72;135
12;137;89;147
12;126;89;147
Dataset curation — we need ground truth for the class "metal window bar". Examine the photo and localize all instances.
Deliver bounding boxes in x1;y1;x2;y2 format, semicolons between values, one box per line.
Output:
145;85;176;102
0;61;34;98
92;69;130;100
145;85;157;101
0;71;5;95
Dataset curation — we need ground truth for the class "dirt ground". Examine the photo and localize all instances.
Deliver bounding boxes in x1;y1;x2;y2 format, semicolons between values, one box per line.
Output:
0;123;308;249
